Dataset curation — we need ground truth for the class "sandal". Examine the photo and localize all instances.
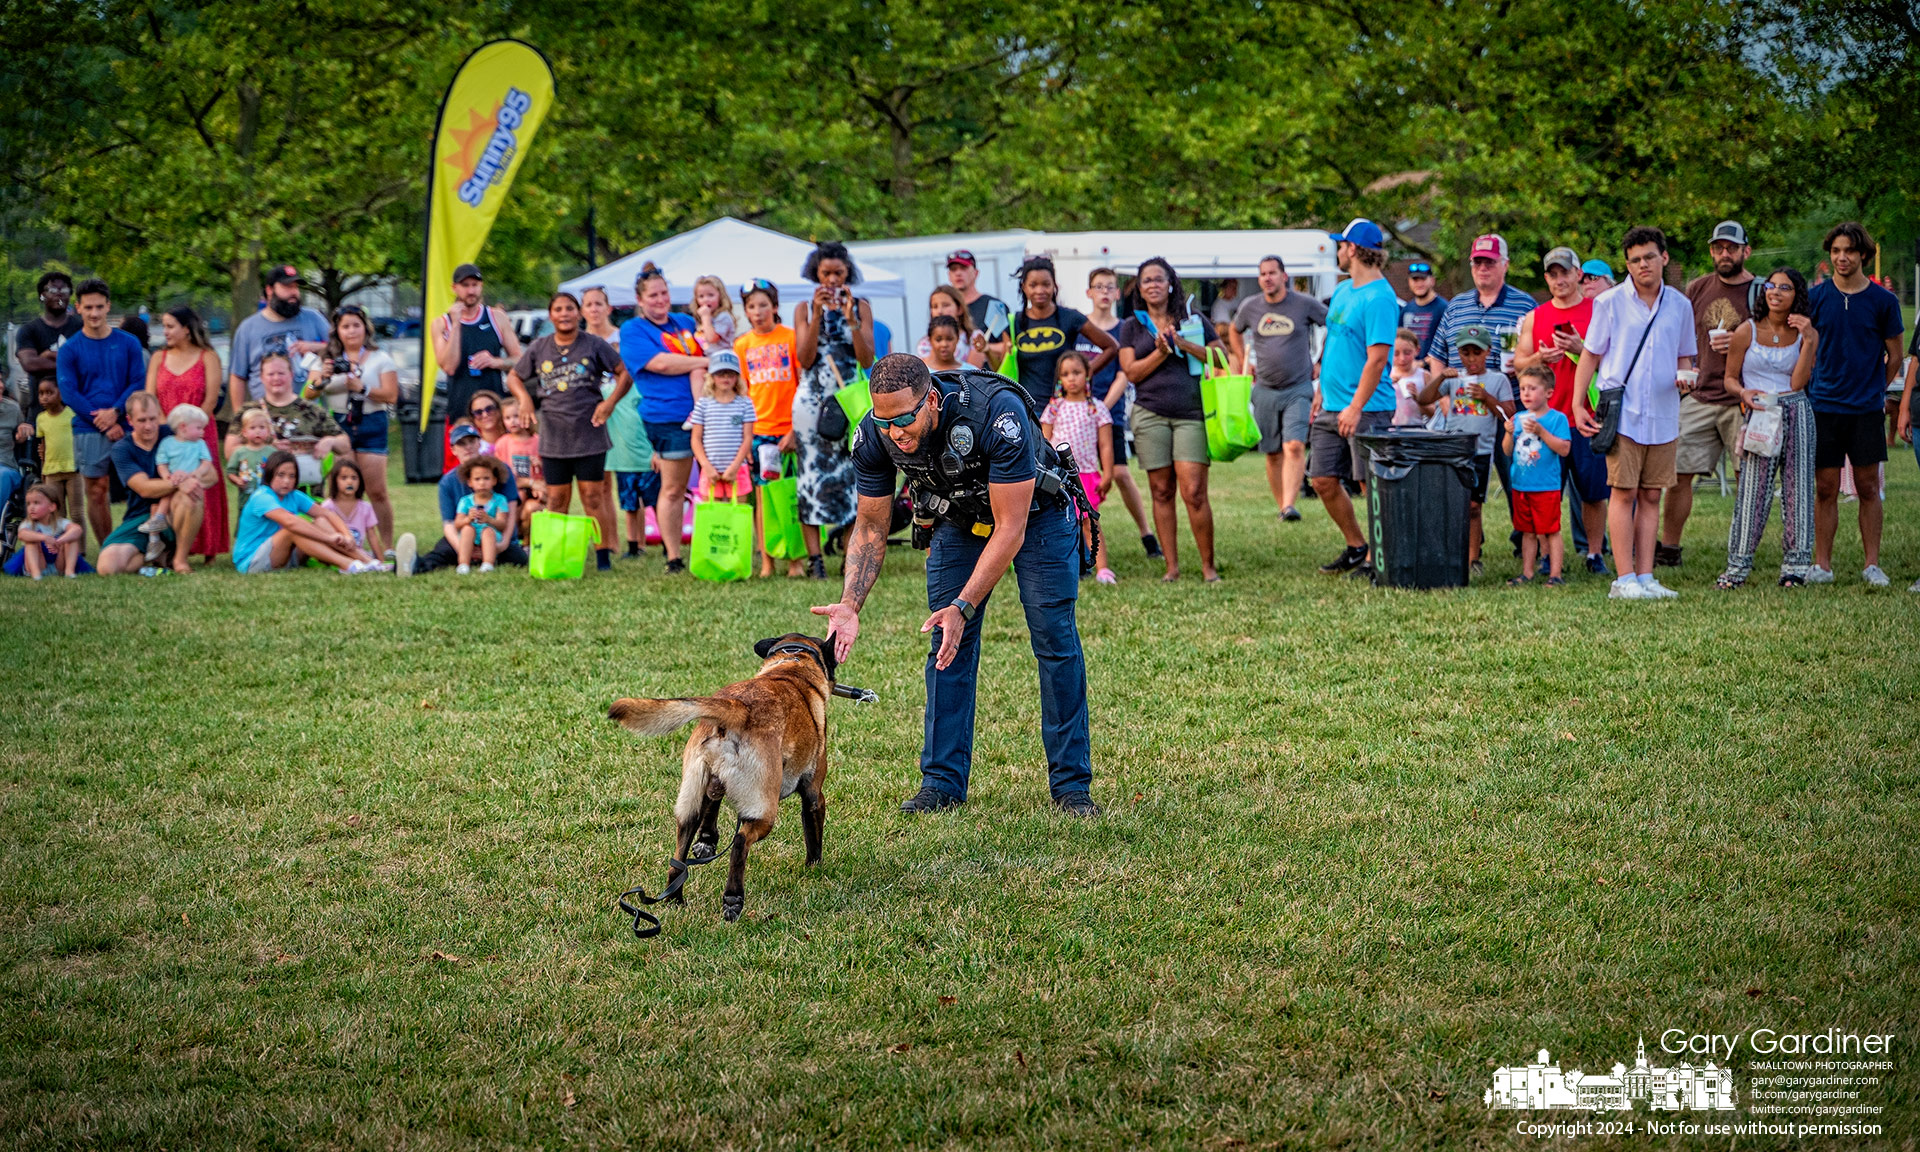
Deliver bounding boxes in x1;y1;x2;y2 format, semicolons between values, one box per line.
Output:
1505;576;1531;587
1714;573;1745;590
1545;576;1565;586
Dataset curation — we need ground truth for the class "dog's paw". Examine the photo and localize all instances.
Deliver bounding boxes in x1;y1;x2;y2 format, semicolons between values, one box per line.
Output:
688;842;716;862
722;894;744;922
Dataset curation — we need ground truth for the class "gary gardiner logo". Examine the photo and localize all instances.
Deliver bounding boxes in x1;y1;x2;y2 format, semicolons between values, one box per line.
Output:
1487;1036;1736;1112
444;87;535;208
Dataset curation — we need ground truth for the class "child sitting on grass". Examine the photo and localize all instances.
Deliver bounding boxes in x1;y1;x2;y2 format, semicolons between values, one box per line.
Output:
1502;365;1572;585
226;408;277;503
1416;323;1512;575
147;403;218;563
323;460;385;563
454;455;510;574
1041;351;1116;583
5;483;91;578
232;451;379;575
494;396;544;516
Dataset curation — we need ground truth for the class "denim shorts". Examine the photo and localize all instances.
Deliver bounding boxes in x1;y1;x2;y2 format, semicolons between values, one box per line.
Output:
343;409;390;455
614;470;661;511
74;429;116;478
643;420;694;461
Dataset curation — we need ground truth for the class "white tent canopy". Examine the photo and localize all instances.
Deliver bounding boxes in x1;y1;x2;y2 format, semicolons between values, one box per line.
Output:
558;217;905;309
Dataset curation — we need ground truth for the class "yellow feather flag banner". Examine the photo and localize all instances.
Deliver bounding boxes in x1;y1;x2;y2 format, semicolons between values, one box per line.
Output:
420;39;555;428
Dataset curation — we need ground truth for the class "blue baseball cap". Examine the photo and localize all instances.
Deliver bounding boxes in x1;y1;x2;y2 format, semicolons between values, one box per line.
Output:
449;422;482;444
1330;219;1386;252
1407;262;1434;275
1580;258;1614;278
707;348;741;375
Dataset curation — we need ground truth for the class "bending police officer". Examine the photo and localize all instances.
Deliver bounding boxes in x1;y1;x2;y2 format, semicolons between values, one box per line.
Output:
811;354;1100;817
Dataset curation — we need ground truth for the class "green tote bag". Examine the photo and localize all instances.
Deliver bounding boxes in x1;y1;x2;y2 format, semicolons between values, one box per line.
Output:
528;511;599;580
760;473;805;560
691;500;755;582
1200;348;1259;463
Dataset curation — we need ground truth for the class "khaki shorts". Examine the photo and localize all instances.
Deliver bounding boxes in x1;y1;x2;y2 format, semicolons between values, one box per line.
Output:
1674;395;1742;475
1131;407;1209;471
1606;434;1678;491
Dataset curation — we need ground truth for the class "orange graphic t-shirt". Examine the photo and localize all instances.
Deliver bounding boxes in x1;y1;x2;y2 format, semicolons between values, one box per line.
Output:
734;325;800;437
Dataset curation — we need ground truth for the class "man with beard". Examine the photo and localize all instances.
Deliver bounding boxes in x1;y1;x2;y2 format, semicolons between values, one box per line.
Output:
1660;220;1754;568
228;264;330;402
15;271;81;411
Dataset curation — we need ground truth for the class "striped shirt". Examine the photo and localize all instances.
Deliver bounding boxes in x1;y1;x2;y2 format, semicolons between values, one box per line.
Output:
1429;283;1537;376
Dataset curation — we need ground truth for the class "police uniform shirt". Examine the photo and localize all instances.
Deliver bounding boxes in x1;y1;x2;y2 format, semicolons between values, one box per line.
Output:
852;376;1039;499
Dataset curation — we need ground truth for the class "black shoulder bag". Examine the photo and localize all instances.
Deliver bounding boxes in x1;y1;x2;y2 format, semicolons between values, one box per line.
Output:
1588;289;1662;456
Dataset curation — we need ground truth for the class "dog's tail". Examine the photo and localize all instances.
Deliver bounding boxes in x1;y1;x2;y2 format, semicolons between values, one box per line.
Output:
608;696;751;736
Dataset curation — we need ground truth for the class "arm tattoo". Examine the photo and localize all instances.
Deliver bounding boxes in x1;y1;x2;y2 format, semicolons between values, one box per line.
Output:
841;516;886;610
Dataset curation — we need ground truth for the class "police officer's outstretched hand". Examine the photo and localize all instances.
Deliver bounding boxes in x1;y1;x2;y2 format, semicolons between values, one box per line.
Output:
922;605;965;670
810;602;860;663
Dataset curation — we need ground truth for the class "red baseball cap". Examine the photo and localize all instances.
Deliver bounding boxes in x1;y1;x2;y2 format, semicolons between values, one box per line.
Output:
945;250;977;269
1470;234;1508;262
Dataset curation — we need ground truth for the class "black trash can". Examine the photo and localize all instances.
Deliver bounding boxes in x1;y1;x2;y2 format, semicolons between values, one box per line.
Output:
1354;428;1479;589
397;396;446;484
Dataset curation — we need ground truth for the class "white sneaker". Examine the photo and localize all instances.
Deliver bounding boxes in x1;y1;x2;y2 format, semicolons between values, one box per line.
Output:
478;562;494;573
1862;565;1890;588
456;564;471;575
1642;576;1680;600
1806;566;1834;584
142;511;170;534
394;532;417;578
1908;576;1920;593
1609;576;1647;600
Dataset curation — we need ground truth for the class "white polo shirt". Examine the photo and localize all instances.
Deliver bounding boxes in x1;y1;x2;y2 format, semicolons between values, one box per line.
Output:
1586;281;1698;445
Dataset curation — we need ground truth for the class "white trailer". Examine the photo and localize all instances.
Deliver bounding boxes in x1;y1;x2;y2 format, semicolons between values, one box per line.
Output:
850;228;1341;354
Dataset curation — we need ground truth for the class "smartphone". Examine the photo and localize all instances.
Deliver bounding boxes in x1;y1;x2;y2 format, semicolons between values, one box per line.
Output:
1554;322;1577;337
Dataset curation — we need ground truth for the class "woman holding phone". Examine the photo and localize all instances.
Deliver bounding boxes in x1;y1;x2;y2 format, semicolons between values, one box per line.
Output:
1115;256;1222;583
791;241;874;579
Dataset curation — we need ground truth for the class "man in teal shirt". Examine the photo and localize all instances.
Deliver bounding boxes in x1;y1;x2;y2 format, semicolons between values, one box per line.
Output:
1312;219;1399;576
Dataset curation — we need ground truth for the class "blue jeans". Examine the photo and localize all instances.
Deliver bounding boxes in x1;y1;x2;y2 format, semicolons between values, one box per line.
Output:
920;502;1091;800
0;467;20;517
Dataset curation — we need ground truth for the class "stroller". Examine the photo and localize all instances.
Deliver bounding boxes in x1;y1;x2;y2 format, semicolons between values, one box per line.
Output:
0;421;45;573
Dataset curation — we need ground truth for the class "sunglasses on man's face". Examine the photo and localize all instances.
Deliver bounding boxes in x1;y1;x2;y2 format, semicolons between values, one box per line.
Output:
873;389;932;428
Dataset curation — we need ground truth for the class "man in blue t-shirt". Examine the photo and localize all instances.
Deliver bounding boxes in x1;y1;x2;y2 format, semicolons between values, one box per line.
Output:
1804;222;1906;587
816;355;1097;819
398;423;527;574
94;393;202;575
54;278;146;548
1312;219;1400;576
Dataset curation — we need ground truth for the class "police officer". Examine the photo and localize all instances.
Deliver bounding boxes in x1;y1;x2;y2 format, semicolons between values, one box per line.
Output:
811;353;1099;817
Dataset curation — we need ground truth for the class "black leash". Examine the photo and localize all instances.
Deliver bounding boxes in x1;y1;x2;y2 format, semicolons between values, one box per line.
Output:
617;823;740;938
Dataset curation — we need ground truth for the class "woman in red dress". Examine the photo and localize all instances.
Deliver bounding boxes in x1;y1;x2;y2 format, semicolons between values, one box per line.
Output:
146;306;230;560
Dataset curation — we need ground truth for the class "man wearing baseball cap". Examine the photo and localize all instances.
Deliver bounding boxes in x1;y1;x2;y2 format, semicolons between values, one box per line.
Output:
945;250;1007;339
1310;219;1400;576
1399;261;1448;360
1514;245;1609;573
430;262;523;459
1659;219;1753;569
227;263;330;402
1425;233;1538;536
399;419;528;575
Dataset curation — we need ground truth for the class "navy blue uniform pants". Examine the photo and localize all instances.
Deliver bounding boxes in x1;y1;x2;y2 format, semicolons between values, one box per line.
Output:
920;503;1091;800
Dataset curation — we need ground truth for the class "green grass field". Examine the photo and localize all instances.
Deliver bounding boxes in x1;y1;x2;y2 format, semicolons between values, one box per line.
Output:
3;455;1918;1149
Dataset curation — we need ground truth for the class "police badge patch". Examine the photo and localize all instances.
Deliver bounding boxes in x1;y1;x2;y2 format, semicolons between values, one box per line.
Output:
992;413;1022;443
950;423;974;455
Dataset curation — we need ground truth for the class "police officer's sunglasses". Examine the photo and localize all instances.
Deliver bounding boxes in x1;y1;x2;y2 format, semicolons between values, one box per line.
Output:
872;387;932;428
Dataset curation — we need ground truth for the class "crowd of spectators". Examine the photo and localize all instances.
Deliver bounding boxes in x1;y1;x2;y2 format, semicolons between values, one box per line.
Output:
7;218;1914;593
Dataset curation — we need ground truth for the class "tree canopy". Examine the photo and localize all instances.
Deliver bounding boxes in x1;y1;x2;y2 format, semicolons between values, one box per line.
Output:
2;0;1910;316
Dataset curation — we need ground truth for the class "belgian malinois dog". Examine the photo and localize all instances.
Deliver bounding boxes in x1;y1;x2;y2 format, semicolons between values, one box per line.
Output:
609;634;870;924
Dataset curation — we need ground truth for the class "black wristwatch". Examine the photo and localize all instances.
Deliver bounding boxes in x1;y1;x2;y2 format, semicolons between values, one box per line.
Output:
950;597;976;622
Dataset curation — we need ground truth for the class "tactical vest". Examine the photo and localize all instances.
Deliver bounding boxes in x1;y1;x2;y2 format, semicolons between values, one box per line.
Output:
879;369;1075;533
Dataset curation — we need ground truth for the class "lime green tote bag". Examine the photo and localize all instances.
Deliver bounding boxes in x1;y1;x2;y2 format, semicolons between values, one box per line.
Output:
833;365;874;428
760;473;805;560
1200;348;1259;463
691;500;755;582
527;510;599;580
